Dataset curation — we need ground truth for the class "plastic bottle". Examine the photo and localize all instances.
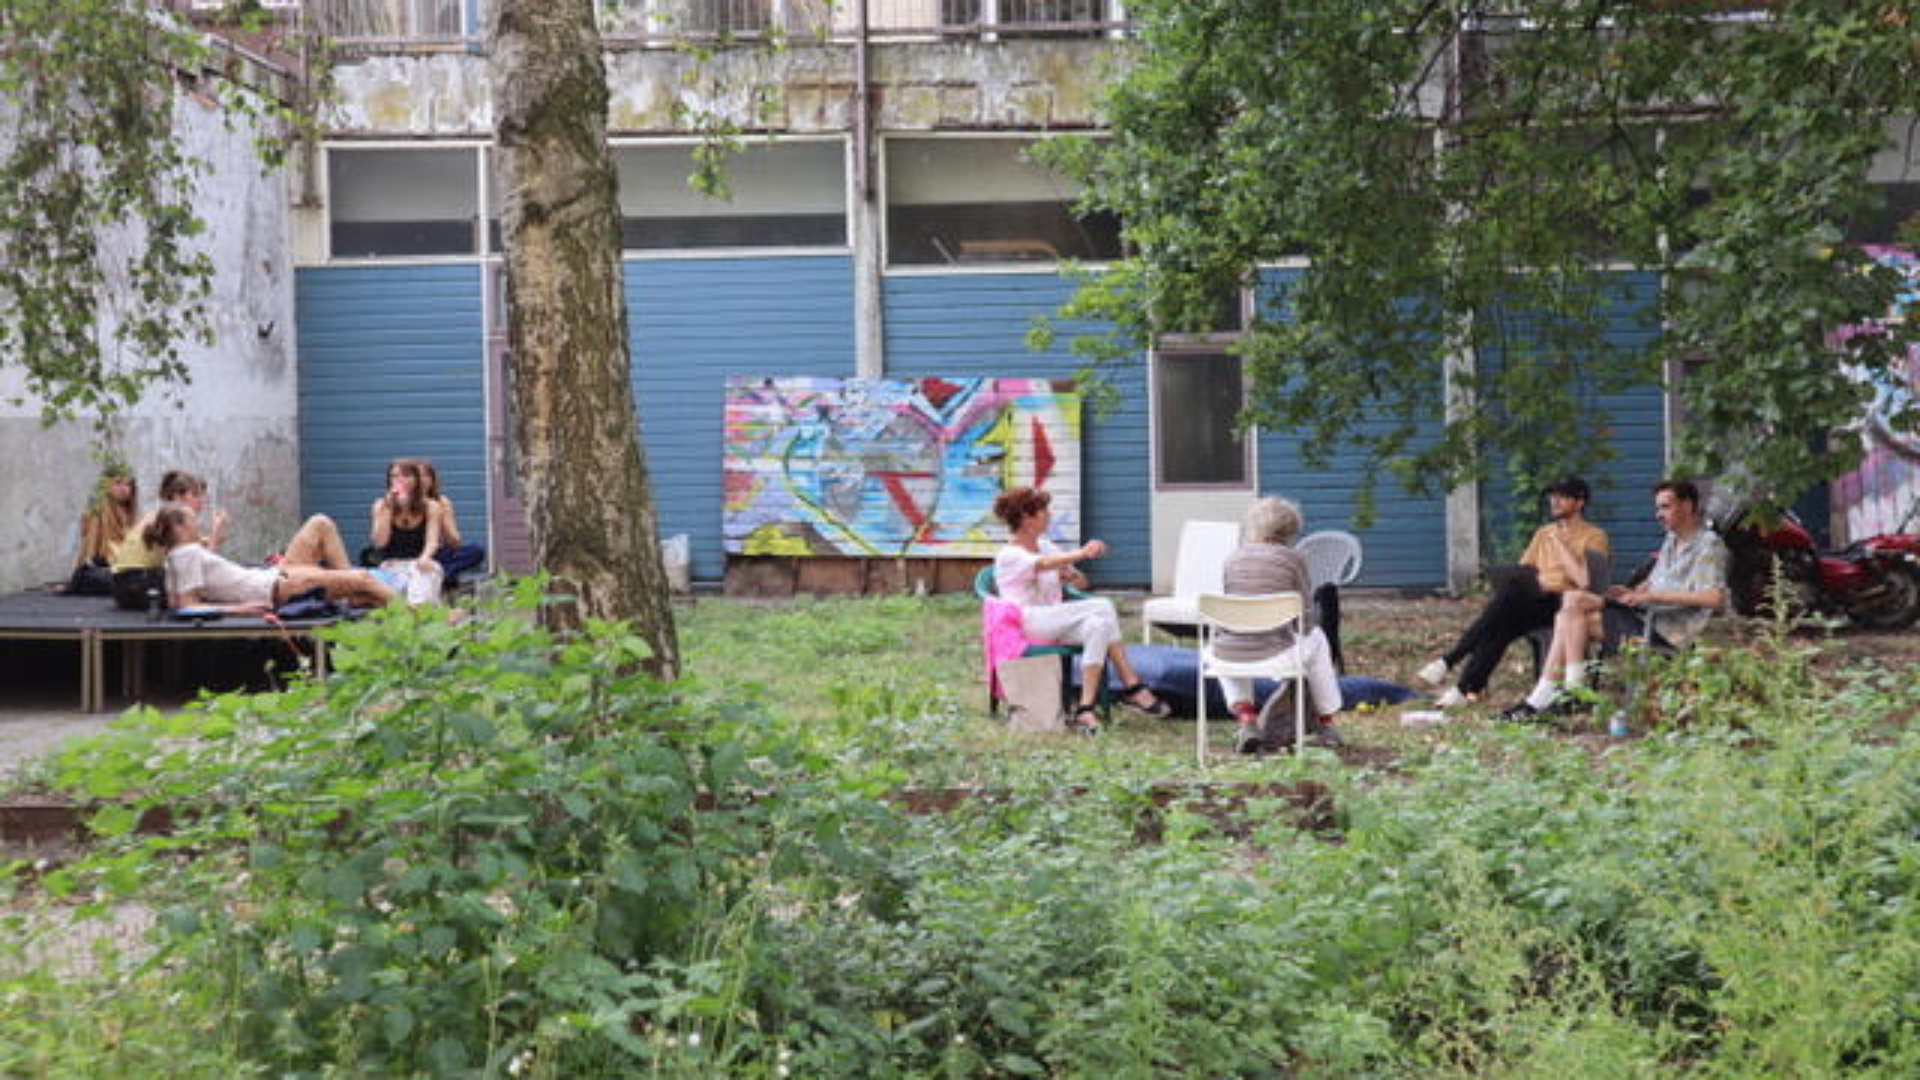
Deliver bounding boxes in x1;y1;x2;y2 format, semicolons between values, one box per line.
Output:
145;585;163;622
1607;710;1630;739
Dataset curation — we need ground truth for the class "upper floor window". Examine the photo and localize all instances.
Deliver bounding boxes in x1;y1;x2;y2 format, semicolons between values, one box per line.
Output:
328;147;479;258
311;0;469;40
614;141;847;250
885;136;1121;267
1850;183;1920;244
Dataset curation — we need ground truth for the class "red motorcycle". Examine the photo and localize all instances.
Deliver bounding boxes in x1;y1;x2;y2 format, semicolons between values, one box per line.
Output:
1723;511;1920;629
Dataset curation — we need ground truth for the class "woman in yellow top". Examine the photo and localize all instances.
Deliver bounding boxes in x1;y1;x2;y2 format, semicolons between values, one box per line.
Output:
65;465;139;594
76;465;138;567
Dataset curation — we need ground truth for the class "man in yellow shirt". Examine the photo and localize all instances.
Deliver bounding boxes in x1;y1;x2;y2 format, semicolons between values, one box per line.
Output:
1417;476;1610;706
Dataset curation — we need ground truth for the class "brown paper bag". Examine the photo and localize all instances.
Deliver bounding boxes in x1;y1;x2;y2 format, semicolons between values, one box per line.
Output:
997;655;1066;733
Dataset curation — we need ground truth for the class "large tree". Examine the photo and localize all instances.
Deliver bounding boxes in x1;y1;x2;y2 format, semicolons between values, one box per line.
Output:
489;0;680;675
1047;0;1920;521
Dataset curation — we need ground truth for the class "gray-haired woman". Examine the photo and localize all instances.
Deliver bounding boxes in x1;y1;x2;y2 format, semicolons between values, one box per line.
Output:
1216;496;1344;752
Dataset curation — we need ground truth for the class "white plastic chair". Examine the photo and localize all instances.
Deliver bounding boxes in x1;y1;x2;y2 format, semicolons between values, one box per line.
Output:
1195;592;1308;767
1139;520;1241;642
1294;530;1363;592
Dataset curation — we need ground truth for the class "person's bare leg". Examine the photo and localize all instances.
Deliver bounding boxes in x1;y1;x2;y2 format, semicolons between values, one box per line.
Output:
283;515;350;569
1544;593;1600;679
1106;643;1167;710
1079;663;1103;708
1559;593;1600;681
284;566;393;608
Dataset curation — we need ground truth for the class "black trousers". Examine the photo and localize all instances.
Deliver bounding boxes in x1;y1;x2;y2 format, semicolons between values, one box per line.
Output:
1314;583;1345;675
1442;578;1561;694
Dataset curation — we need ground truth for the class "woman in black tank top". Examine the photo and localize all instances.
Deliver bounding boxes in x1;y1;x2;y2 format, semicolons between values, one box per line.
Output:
367;459;445;604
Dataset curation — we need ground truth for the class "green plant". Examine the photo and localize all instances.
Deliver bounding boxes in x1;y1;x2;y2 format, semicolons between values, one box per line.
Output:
13;592;1920;1076
39;582;897;1077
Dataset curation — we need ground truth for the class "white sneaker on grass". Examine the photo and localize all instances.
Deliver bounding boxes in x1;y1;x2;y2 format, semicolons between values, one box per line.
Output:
1416;658;1450;687
1435;686;1467;708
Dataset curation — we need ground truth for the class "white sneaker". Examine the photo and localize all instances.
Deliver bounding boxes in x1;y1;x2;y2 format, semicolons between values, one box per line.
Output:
1416;658;1449;687
1435;686;1466;708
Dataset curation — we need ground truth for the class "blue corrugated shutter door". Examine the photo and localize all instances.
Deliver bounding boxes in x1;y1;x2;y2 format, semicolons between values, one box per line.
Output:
628;255;858;583
296;265;487;558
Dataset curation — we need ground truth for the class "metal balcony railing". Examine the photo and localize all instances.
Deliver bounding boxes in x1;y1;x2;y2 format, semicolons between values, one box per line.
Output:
293;0;1127;50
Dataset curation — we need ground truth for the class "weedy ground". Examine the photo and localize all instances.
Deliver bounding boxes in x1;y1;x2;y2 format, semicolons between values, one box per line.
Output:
2;588;1916;1078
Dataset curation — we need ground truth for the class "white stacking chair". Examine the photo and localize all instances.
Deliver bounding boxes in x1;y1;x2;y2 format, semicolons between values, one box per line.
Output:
1294;530;1363;592
1194;592;1308;767
1140;520;1241;642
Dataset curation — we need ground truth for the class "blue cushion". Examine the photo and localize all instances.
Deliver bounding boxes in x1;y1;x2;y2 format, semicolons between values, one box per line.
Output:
1066;644;1415;717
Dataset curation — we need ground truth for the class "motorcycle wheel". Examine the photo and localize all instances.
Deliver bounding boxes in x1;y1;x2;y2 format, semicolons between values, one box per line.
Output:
1847;563;1920;631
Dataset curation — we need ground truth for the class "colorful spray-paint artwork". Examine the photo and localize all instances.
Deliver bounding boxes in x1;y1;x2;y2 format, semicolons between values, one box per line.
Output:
1833;247;1920;539
723;377;1082;557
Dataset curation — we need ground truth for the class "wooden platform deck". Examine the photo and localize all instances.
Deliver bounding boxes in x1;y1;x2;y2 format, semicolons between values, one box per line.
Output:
0;591;341;712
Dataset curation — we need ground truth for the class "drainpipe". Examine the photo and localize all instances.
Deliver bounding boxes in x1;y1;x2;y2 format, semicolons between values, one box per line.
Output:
1440;19;1480;595
851;0;885;378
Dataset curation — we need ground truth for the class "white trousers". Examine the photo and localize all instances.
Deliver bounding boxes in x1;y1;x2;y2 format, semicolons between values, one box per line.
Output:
1219;626;1343;717
1020;598;1122;671
378;558;444;606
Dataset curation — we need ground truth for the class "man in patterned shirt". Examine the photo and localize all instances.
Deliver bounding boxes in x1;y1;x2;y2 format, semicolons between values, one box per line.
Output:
1503;479;1728;718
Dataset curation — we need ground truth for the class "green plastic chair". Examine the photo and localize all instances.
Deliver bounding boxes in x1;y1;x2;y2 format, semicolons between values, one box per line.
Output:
975;565;1109;720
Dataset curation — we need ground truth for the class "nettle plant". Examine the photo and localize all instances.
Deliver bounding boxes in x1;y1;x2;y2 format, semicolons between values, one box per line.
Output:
46;580;899;1077
1041;0;1920;520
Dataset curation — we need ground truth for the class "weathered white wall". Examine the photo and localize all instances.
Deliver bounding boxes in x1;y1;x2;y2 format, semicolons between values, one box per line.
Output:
0;89;298;592
323;39;1122;138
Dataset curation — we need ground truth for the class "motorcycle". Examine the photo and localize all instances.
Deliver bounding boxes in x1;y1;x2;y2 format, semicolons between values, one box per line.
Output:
1720;510;1920;629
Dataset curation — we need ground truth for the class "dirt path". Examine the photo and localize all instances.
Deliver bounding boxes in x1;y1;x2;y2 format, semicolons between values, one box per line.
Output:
0;698;116;779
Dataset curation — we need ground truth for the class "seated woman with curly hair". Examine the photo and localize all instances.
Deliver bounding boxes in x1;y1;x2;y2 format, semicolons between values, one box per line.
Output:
992;486;1170;734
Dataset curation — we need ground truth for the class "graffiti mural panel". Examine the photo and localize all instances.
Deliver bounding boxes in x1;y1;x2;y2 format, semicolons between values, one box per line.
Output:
722;376;1082;557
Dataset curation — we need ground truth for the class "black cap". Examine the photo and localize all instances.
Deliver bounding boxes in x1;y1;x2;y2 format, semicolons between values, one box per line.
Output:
1544;475;1591;502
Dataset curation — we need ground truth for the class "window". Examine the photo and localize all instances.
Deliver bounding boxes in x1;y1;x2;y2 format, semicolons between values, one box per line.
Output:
886;137;1121;266
1154;351;1250;488
614;141;846;250
936;0;1113;28
1849;183;1920;244
608;0;776;36
328;147;479;258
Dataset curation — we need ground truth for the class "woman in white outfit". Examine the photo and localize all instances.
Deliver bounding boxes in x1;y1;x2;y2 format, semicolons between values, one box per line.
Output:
1216;496;1344;753
149;506;395;614
992;486;1171;734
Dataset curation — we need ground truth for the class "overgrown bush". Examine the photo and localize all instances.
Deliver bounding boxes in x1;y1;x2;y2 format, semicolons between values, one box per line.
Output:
9;593;1920;1077
35;581;901;1077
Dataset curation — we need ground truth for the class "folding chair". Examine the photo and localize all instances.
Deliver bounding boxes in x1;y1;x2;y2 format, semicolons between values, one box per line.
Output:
1194;592;1308;766
1140;520;1241;642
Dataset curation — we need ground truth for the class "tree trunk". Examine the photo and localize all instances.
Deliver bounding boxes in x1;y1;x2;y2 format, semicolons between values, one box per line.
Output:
488;0;679;677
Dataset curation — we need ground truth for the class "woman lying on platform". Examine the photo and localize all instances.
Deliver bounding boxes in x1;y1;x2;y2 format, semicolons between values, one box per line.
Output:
147;507;394;615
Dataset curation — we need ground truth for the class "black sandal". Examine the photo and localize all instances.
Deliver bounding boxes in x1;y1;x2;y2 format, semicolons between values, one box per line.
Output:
1119;684;1173;719
1067;705;1102;735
